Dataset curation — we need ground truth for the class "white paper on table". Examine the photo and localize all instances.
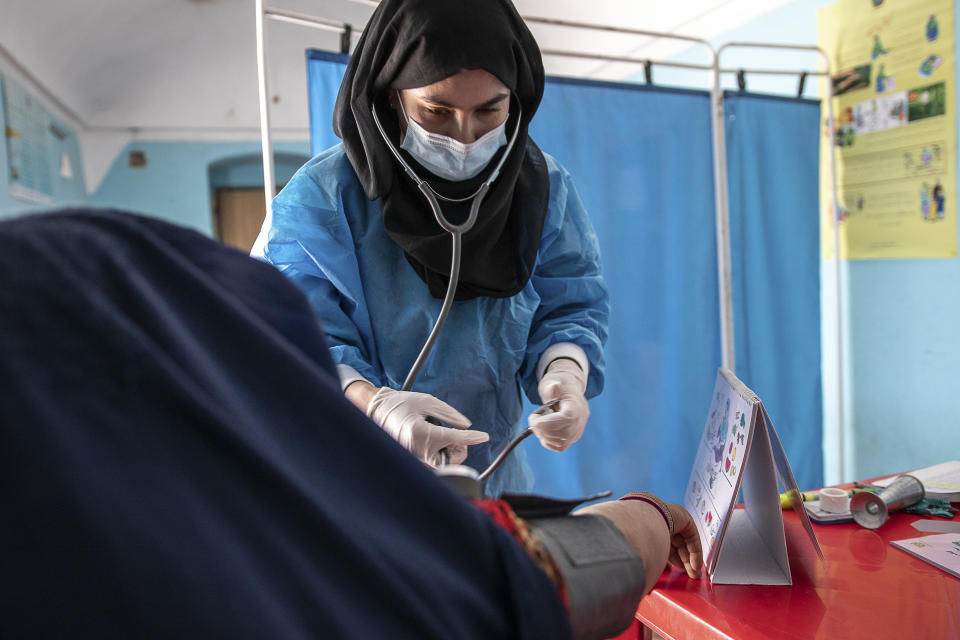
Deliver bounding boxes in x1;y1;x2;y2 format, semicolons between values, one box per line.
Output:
872;461;960;501
890;532;960;579
910;520;960;534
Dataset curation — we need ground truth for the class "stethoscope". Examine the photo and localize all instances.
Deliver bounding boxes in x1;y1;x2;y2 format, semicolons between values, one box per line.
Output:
370;100;533;480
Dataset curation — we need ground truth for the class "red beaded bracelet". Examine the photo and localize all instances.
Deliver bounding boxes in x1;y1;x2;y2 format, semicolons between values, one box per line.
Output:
618;492;674;536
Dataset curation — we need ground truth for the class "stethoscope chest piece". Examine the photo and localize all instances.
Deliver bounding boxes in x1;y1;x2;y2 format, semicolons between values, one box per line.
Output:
436;464;482;498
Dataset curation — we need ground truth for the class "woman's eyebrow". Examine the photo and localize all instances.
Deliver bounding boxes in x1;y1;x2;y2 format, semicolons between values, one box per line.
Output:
478;93;510;108
419;92;510;109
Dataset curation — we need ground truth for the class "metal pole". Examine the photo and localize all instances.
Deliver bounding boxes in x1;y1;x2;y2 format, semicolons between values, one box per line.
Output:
719;67;827;77
820;51;844;483
718;42;844;482
264;6;352;33
709;51;735;373
540;49;712;72
522;15;714;47
255;0;277;224
255;6;358;229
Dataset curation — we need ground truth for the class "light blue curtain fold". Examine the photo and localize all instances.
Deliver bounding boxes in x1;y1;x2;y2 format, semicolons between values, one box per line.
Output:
305;52;823;502
724;91;823;491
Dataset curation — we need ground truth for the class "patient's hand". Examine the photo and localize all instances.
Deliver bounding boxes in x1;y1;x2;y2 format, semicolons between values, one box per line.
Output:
663;503;702;579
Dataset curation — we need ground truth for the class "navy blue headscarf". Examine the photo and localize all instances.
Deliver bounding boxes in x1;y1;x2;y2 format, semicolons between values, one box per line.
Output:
0;209;569;639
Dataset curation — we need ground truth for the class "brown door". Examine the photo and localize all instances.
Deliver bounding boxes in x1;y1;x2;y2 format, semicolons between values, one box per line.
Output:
214;188;269;253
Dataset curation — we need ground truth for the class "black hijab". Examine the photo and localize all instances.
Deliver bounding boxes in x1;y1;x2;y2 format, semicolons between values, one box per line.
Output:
333;0;549;300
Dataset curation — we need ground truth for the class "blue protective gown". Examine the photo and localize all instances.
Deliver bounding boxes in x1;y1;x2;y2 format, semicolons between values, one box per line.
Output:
255;144;609;495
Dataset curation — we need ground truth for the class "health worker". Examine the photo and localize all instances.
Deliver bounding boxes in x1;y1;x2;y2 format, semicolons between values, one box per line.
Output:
253;0;610;495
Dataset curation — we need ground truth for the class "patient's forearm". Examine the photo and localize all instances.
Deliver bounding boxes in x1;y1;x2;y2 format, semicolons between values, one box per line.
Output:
575;500;670;595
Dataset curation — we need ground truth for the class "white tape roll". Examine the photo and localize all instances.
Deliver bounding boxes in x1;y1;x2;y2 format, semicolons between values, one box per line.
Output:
820;487;850;513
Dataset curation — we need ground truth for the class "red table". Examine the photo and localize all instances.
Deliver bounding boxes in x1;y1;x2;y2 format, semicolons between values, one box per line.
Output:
633;495;960;639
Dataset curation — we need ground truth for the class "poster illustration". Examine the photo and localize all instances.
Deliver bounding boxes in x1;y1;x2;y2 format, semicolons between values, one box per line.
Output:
2;73;54;204
819;0;956;259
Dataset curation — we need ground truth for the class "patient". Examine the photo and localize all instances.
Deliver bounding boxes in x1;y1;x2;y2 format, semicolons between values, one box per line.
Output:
0;209;700;639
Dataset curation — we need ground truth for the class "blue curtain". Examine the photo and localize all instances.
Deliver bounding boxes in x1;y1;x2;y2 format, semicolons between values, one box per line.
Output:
306;50;349;156
305;52;823;502
724;92;823;491
525;79;720;502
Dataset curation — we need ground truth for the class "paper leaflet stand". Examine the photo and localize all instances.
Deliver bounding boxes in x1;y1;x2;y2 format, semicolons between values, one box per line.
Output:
684;368;823;585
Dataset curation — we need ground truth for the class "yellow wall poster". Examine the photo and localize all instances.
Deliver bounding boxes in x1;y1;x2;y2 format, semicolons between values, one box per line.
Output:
818;0;956;259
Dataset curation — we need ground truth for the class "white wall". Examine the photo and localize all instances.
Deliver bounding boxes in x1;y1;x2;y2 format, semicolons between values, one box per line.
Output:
0;46;310;231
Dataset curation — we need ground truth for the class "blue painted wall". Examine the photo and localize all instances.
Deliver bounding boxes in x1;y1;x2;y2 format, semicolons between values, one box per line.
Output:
209;151;308;191
845;1;960;481
90;141;309;235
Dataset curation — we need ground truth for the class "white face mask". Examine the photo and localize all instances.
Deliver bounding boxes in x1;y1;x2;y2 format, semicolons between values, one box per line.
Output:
397;98;508;182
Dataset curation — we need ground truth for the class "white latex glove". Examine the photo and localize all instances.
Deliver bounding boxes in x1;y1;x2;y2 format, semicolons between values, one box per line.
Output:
367;388;489;467
527;359;589;452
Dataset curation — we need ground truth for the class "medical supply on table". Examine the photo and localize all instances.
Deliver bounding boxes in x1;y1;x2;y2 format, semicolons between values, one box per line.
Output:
804;501;853;524
851;474;925;529
779;490;820;507
819;487;851;513
903;497;958;519
871;460;960;502
779;486;875;509
798;486;882;524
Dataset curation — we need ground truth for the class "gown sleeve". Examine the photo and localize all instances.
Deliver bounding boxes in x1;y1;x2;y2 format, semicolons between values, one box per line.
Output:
254;159;384;387
521;161;610;403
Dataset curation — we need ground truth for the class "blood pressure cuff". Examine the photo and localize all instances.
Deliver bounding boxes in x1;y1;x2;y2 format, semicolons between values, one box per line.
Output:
528;515;647;640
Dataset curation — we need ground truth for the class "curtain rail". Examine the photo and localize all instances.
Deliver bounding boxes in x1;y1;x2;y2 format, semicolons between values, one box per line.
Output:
264;6;360;34
541;49;711;72
521;15;712;47
543;48;828;78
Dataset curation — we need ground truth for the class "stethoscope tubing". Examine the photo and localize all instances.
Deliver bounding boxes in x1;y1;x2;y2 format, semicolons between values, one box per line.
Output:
370;100;526;476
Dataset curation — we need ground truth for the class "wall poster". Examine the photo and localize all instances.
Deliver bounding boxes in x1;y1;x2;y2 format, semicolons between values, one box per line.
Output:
819;0;955;259
1;73;54;204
